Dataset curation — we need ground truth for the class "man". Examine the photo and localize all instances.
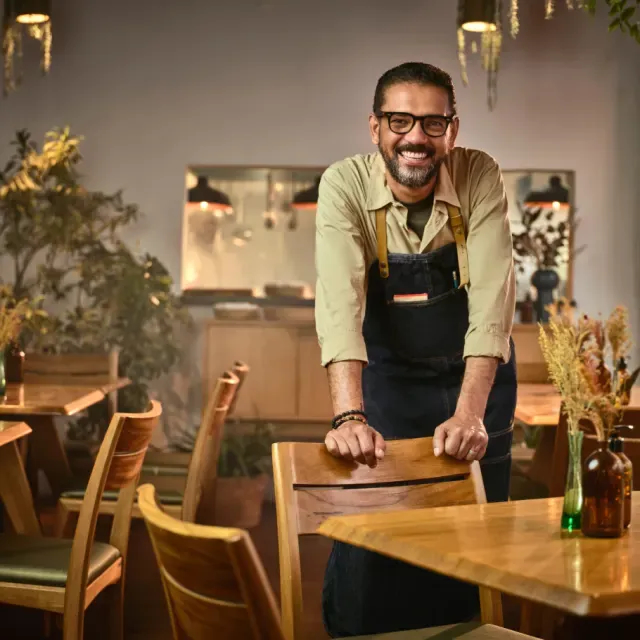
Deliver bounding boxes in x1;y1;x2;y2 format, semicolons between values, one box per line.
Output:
315;62;517;637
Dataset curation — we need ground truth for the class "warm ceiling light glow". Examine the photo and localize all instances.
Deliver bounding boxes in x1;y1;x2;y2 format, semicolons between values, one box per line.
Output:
16;13;49;24
462;20;496;32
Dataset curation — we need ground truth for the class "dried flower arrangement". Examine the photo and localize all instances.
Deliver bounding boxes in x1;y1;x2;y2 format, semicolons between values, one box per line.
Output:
512;206;581;274
539;299;639;440
0;285;32;350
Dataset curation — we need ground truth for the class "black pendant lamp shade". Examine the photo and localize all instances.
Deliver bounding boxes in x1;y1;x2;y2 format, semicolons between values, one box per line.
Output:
291;176;322;211
187;176;232;213
457;0;497;32
10;0;52;24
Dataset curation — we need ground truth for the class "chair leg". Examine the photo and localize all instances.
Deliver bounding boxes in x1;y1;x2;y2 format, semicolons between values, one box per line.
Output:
108;581;125;640
53;503;74;539
63;610;84;640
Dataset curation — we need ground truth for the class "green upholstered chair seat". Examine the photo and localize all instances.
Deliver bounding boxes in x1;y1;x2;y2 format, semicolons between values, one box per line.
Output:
60;483;184;506
0;535;120;587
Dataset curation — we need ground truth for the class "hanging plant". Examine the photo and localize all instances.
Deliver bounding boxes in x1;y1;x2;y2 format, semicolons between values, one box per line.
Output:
508;1;639;43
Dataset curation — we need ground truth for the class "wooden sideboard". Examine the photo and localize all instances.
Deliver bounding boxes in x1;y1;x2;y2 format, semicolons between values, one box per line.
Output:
203;319;333;422
203;319;548;423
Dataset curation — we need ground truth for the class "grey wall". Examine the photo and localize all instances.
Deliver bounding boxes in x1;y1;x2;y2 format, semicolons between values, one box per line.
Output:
1;0;638;357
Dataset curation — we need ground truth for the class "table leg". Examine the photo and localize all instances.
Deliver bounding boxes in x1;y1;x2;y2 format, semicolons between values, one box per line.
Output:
26;415;73;497
0;441;41;536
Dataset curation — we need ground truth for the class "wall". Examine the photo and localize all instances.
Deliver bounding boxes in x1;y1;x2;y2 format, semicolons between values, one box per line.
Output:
0;0;638;358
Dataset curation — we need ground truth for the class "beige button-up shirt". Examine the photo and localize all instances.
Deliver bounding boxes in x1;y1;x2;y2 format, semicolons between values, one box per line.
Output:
315;147;515;366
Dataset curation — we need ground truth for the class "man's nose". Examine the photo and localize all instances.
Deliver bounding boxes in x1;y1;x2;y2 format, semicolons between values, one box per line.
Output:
403;121;430;144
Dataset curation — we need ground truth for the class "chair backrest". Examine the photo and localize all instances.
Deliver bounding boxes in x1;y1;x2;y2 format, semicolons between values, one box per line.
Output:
182;371;239;524
138;483;285;640
229;360;250;416
272;437;489;640
64;400;162;637
24;349;120;415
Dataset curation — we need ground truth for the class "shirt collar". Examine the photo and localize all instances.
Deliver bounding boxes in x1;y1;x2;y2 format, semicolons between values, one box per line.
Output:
366;151;461;211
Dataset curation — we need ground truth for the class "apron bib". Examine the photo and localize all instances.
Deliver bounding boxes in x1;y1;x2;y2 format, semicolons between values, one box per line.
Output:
322;203;517;637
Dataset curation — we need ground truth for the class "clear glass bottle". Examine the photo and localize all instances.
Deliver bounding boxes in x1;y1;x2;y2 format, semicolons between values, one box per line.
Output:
581;439;625;538
561;430;583;531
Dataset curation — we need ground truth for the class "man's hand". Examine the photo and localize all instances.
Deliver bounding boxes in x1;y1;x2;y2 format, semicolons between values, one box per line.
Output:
325;421;386;468
432;414;488;461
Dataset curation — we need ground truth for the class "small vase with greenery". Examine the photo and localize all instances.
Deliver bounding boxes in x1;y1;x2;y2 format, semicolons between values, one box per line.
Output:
0;286;33;396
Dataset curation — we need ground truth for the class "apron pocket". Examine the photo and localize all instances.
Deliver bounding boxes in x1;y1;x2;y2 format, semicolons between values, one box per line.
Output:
387;288;469;361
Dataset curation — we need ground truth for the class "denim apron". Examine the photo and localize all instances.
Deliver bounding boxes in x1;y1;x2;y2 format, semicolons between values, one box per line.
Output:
322;204;517;637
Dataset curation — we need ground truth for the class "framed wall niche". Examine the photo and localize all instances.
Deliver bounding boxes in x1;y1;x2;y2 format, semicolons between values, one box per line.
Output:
181;165;325;300
502;169;576;305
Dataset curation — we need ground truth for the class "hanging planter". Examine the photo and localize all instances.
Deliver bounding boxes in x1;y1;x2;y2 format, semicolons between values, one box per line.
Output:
2;0;53;97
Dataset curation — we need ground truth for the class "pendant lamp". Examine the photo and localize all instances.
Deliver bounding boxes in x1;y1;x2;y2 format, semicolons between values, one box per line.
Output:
2;0;53;96
187;176;233;216
291;176;322;211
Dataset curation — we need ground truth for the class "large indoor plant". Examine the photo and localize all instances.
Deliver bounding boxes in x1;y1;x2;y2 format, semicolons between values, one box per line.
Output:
0;127;192;441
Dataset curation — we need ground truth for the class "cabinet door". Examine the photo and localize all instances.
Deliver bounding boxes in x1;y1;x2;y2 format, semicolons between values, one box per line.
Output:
204;324;298;420
297;326;333;422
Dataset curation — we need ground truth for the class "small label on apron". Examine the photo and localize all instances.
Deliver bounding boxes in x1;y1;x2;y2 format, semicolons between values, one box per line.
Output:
392;293;429;303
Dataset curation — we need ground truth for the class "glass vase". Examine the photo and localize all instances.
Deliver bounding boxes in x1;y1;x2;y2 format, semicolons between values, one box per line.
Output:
581;440;625;538
561;430;584;531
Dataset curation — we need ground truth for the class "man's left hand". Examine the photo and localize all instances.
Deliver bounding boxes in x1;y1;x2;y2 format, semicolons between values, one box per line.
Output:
432;414;488;461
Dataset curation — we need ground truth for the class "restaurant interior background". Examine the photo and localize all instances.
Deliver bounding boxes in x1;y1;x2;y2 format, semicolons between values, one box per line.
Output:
0;1;639;638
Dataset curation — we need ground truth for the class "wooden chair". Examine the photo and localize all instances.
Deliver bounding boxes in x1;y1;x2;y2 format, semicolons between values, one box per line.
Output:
272;437;521;640
24;349;120;418
138;483;284;640
549;406;640;496
139;484;524;640
0;400;162;640
55;370;239;532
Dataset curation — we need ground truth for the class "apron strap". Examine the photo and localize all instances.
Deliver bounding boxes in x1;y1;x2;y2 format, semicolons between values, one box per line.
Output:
446;204;470;288
375;203;470;287
375;208;389;278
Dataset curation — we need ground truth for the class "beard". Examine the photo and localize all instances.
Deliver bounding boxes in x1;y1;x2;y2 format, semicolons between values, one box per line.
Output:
379;142;444;189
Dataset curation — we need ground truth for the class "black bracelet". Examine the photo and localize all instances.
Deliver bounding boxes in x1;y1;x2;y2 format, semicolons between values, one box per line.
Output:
332;409;367;429
334;415;368;430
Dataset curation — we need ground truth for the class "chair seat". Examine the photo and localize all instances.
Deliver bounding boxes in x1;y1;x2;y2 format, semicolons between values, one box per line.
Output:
0;534;120;587
60;484;184;506
349;622;534;639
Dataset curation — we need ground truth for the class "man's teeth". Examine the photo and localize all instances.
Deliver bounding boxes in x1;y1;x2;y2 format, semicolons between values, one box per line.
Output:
400;151;428;159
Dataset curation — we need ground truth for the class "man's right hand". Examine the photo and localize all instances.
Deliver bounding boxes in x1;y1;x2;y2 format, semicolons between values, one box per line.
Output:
325;421;386;468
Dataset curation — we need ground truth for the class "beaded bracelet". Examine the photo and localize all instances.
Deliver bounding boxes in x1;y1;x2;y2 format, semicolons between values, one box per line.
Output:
333;414;368;430
331;409;367;429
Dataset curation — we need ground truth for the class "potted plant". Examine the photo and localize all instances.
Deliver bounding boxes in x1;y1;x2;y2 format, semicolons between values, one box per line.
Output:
512;206;582;322
0;286;32;396
0;127;192;443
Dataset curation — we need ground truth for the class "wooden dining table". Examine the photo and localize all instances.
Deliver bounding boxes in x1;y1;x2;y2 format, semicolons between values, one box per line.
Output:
0;378;130;496
0;421;40;535
318;493;640;622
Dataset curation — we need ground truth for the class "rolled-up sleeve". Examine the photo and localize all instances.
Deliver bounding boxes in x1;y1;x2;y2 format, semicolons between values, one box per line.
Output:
463;159;515;363
315;168;368;366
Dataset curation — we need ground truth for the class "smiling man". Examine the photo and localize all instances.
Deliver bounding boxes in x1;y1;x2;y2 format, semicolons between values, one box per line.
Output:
316;62;517;636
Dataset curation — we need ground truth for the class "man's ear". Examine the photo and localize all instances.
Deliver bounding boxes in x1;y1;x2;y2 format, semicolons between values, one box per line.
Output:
369;113;381;145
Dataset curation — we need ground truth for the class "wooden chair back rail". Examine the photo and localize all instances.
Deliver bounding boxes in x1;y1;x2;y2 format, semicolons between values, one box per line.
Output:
550;407;640;497
229;361;250;416
272;437;498;640
182;371;239;524
64;400;162;639
24;349;120;415
138;484;285;640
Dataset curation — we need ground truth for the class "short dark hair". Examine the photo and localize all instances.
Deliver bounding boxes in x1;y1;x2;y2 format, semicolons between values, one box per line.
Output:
373;62;457;116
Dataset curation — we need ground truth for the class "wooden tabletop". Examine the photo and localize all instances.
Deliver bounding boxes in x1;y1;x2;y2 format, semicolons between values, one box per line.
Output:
516;383;640;426
0;378;130;416
0;420;32;447
318;494;640;618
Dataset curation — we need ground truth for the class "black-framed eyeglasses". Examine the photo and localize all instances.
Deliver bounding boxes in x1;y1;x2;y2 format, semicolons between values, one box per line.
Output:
376;112;453;137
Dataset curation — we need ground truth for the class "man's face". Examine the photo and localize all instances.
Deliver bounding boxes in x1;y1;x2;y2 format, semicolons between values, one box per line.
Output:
370;83;459;190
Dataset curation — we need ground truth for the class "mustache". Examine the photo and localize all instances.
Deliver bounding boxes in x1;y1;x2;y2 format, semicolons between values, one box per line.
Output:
395;144;436;156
